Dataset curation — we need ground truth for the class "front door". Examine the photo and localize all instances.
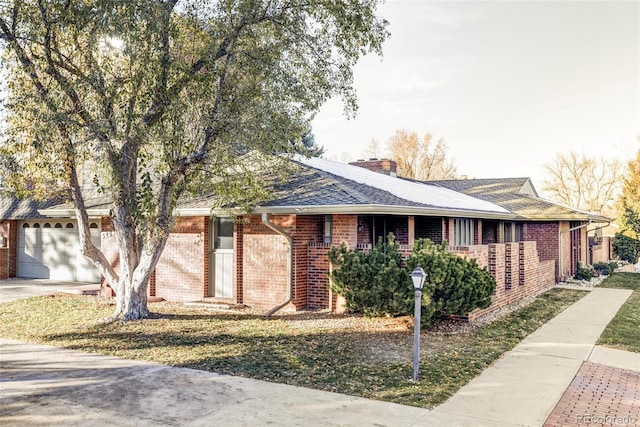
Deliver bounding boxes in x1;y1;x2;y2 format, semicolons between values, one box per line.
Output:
211;218;234;298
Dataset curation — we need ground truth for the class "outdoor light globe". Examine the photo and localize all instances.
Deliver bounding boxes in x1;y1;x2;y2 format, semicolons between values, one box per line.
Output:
410;266;426;290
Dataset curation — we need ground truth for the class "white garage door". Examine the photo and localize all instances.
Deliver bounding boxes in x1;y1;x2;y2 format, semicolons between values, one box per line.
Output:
17;220;102;282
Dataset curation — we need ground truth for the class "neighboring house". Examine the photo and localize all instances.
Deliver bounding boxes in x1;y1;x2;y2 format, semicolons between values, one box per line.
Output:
426;177;610;279
0;157;606;319
0;195;101;282
589;222;618;265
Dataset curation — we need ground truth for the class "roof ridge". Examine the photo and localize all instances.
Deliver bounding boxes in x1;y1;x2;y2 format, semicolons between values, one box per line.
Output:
310;169;372;204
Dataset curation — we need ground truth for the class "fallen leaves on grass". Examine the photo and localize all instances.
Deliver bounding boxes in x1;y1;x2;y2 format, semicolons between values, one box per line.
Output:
0;288;586;408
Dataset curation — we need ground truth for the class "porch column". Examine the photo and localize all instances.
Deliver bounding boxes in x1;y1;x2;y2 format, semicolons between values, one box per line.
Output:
408;216;415;246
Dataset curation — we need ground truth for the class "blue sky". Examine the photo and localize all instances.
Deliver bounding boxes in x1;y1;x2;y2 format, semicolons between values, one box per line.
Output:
311;0;640;186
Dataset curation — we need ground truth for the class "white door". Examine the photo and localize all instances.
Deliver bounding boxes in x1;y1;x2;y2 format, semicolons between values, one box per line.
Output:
17;220;102;282
211;218;234;298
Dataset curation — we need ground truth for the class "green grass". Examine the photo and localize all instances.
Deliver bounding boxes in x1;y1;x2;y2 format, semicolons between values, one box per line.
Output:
597;272;640;353
0;288;586;408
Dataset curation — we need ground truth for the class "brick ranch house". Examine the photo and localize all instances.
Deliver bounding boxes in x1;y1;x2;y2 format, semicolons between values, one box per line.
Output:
0;157;609;319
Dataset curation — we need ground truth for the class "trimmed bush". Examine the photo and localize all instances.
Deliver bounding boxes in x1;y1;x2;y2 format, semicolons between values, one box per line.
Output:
613;233;640;264
406;239;496;317
574;266;596;281
328;235;419;318
328;236;496;323
593;261;618;276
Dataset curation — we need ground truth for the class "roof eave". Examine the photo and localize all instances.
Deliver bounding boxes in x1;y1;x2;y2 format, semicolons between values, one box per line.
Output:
515;214;611;222
37;208;109;218
248;204;516;220
40;204;518;220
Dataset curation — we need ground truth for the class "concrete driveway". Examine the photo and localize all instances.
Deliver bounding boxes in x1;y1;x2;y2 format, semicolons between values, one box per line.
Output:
0;278;100;303
0;339;431;427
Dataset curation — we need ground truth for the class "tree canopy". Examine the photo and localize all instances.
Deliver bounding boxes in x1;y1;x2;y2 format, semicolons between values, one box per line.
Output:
618;140;640;239
0;0;388;320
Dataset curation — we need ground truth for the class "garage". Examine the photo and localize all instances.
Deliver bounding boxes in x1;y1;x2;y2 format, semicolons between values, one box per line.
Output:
17;220;102;282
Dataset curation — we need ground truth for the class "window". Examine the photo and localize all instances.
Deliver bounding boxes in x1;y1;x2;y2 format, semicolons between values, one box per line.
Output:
323;215;333;244
66;223;74;228
33;223;40;228
43;223;51;228
215;218;234;250
90;223;98;229
453;218;474;246
55;223;62;228
501;222;523;243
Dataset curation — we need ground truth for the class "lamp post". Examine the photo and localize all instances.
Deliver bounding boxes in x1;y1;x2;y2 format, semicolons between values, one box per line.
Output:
411;266;426;382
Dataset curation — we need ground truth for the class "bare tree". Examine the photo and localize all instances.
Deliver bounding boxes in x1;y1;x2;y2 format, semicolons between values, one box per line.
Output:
541;151;623;217
387;129;457;180
363;138;382;159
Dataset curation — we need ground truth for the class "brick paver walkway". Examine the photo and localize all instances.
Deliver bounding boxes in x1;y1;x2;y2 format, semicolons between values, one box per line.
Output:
545;362;640;427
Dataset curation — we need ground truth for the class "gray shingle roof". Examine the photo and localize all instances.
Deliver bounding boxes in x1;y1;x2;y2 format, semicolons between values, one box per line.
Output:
0;194;61;219
429;178;610;222
33;160;563;220
176;160;513;218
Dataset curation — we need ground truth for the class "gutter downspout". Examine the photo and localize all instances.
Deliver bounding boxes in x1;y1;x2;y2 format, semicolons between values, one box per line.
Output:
558;219;591;280
587;221;611;238
261;213;293;317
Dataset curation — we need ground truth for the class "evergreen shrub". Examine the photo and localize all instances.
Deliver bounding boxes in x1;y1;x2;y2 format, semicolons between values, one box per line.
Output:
328;235;496;323
613;233;640;264
327;235;415;318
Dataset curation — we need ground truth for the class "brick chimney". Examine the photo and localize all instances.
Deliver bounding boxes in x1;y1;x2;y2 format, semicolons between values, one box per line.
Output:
349;158;397;177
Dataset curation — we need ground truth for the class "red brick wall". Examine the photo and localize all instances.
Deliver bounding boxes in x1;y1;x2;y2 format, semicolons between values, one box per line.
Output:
450;245;489;268
523;222;559;262
292;215;324;309
235;219;244;304
240;215;290;309
357;216;373;246
0;248;8;279
332;214;357;248
504;243;519;289
304;214;358;310
0;220;17;278
349;159;397;175
590;236;612;264
468;242;555;321
483;220;499;244
307;218;556;319
307;243;332;309
415;217;444;243
155;217;207;302
100;216;208;301
522;221;569;279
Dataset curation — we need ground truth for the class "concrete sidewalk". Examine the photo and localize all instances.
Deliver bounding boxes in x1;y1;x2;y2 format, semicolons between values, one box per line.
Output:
417;287;635;427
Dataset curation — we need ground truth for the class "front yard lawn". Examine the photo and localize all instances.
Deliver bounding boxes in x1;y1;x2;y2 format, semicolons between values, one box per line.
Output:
0;288;586;408
597;272;640;353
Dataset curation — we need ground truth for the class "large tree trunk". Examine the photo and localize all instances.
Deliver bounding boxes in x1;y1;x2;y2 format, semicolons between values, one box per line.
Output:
113;277;150;320
107;226;170;321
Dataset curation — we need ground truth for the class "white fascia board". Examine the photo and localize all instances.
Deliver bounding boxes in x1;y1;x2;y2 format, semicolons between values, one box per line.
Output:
248;204;517;220
519;214;611;223
40;205;519;221
37;208;109;218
